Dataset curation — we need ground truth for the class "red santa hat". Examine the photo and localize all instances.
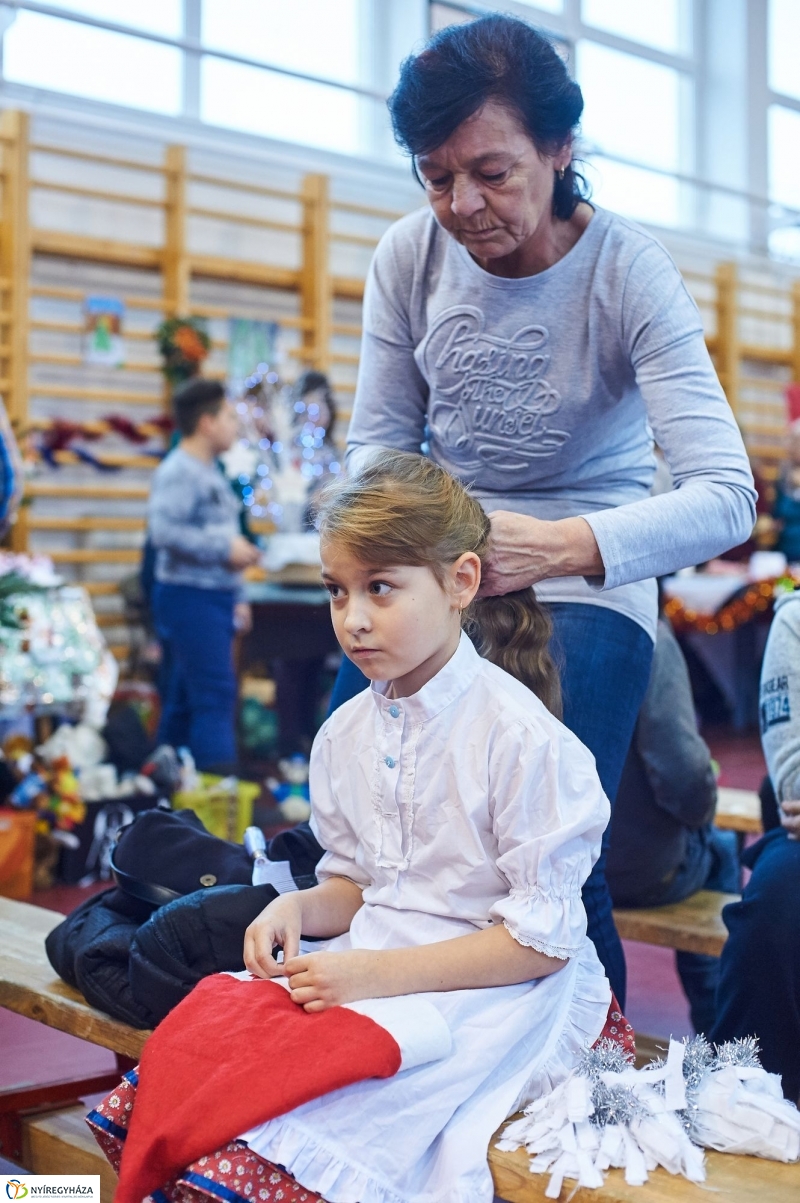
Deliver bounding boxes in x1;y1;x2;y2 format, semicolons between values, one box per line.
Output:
110;971;453;1203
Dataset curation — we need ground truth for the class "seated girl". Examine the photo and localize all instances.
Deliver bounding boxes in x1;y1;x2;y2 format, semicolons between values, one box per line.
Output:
90;452;626;1203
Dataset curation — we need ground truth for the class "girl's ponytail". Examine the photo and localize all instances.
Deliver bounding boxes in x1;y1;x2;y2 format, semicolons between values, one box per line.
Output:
465;589;563;719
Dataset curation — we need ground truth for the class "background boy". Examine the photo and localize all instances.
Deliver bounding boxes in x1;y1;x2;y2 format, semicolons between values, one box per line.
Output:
148;378;260;772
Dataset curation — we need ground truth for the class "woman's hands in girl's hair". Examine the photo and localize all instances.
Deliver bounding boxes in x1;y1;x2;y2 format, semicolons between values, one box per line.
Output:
479;511;604;595
244;893;304;978
284;949;383;1012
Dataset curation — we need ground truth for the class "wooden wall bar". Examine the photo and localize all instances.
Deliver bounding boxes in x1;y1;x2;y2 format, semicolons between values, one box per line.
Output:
0;108;798;667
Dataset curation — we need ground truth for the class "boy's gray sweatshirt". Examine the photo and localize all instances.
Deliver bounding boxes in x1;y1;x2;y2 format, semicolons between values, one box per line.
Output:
148;447;243;593
760;591;800;801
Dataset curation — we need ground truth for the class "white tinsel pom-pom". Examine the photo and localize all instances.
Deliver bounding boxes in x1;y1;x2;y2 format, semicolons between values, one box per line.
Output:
496;1036;800;1194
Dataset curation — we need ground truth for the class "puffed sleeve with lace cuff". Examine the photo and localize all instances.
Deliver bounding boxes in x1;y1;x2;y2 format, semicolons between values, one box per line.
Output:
487;717;611;960
308;722;371;888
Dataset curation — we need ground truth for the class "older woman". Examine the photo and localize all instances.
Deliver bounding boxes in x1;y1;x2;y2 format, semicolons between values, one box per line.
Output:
331;14;755;1005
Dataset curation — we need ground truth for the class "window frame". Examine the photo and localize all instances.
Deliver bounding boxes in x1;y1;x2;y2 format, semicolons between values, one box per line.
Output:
0;0;797;257
431;0;699;222
0;0;388;103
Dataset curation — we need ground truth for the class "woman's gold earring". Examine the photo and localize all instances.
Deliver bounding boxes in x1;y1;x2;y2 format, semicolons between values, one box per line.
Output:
558;166;566;180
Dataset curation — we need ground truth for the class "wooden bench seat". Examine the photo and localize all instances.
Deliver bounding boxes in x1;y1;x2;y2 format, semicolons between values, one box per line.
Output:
715;786;763;835
613;889;739;956
0;896;148;1060
22;1106;118;1198
2;897;797;1202
489;1122;800;1202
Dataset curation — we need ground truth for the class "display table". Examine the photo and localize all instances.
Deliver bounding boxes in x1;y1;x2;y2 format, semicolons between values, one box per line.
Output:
662;568;783;729
242;581;335;663
238;578;338;758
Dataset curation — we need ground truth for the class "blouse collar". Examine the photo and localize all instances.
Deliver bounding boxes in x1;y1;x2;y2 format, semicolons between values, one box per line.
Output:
371;632;482;723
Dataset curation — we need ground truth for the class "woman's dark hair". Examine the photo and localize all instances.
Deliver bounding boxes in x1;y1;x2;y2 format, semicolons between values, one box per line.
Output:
389;13;588;220
172;377;225;436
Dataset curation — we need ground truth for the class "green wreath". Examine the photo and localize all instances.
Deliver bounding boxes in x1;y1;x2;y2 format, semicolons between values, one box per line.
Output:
156;317;211;386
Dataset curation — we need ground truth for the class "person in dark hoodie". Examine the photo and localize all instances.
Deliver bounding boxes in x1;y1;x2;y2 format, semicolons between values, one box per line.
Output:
711;590;800;1101
607;619;738;1034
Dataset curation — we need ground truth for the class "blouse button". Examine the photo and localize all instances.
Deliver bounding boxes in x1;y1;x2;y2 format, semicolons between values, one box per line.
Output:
384;756;396;768
388;705;400;718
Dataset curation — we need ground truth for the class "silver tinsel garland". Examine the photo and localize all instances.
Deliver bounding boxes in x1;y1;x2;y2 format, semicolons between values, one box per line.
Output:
571;1034;768;1137
714;1035;761;1069
591;1081;648;1128
497;1031;800;1192
648;1033;763;1135
578;1036;635;1080
577;1038;642;1128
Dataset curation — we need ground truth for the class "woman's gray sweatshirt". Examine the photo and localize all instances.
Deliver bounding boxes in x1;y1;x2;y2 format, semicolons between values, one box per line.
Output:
347;205;756;639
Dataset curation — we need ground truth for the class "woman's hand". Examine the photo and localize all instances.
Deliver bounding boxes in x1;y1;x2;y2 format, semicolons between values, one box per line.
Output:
244;893;304;978
284;949;385;1012
479;512;604;596
780;799;800;840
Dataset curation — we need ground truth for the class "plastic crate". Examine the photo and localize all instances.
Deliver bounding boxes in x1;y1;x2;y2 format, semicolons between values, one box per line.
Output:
172;775;259;843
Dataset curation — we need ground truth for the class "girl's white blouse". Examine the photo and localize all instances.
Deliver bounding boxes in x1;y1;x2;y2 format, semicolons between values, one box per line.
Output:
243;634;614;1203
312;631;610;961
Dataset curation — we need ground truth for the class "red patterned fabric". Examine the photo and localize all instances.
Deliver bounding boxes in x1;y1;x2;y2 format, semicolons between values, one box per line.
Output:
107;976;401;1203
597;991;636;1059
87;1071;326;1202
87;995;635;1203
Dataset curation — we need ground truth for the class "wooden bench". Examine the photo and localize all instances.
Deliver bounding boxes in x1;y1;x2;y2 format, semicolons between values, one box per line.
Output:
489;1123;800;1202
0;896;146;1187
0;896;148;1059
613;889;739;956
715;786;763;835
2;897;797;1203
21;1106;118;1196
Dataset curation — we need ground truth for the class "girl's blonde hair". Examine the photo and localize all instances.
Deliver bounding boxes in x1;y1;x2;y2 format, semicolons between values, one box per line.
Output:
314;451;562;717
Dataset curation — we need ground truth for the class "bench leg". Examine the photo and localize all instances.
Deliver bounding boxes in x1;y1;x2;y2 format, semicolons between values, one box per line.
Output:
0;1072;127;1165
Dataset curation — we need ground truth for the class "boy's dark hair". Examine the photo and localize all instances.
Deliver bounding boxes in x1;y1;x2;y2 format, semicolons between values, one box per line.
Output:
389;13;588;220
172;377;225;436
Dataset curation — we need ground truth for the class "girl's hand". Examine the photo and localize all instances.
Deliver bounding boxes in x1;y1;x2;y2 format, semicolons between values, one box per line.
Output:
244;893;304;978
284;949;385;1012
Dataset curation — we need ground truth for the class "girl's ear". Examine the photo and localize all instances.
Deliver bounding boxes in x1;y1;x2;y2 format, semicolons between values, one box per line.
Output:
451;552;481;611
